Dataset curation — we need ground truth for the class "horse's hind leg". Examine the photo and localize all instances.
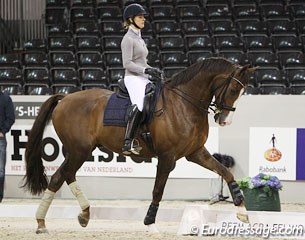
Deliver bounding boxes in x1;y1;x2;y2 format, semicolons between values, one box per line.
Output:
186;147;249;223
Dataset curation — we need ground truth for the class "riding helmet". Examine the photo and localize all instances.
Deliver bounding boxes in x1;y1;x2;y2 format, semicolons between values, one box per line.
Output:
123;3;148;21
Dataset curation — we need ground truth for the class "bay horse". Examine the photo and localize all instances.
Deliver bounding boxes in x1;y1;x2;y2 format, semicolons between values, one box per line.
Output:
22;57;256;234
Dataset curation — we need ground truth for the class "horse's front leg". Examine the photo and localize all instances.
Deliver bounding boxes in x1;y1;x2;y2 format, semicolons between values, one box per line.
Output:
144;158;176;233
186;147;249;223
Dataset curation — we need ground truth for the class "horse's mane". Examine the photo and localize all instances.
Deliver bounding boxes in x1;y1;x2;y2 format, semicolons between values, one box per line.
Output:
167;57;234;87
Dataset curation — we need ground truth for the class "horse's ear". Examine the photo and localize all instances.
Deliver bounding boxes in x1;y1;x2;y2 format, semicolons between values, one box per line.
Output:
239;64;258;75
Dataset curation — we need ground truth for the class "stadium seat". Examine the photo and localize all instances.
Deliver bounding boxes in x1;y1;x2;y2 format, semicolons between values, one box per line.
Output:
259;85;289;95
248;52;279;69
108;68;124;86
150;0;175;6
151;6;176;21
159;36;185;52
79;68;108;88
237;21;268;36
50;52;77;69
147;51;161;68
232;0;256;7
181;20;210;36
214;36;244;52
77;51;104;69
187;51;213;65
23;52;49;69
70;7;95;23
96;0;121;7
53;86;81;94
97;6;122;21
75;36;101;51
24;85;52;95
176;5;204;20
45;7;69;25
220;51;248;65
24;68;49;86
46;0;69;7
206;5;232;20
51;68;79;86
48;36;74;52
101;21;126;36
295;20;305;36
102;36;123;52
24;39;47;52
160;52;188;68
260;5;290;20
154;22;181;36
163;67;187;78
267;20;297;36
47;24;72;37
272;35;303;53
286;69;305;86
0;69;23;86
0;54;21;69
233;5;260;21
243;84;260;95
0;85;23;95
255;68;287;87
105;52;122;67
72;21;100;37
243;35;273;52
71;0;95;7
289;5;305;20
186;35;213;52
209;20;238;36
278;52;305;69
143;37;159;52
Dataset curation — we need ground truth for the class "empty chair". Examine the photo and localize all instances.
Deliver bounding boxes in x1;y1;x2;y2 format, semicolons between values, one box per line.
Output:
258;0;285;6
214;36;244;52
96;0;121;7
151;6;176;21
0;69;23;86
77;51;104;68
51;68;79;86
259;85;289;95
48;36;74;52
206;0;229;7
296;20;305;36
237;21;268;36
243;35;273;52
45;7;69;25
0;54;21;69
289;5;305;20
102;36;122;52
25;85;52;95
286;69;305;86
46;0;69;7
272;35;303;53
206;5;232;20
108;68;124;86
79;68;108;88
260;5;290;20
186;36;213;52
0;85;23;95
209;20;238;36
70;7;95;23
232;0;256;7
233;5;260;21
267;20;297;36
24;39;47;52
154;22;181;36
220;51;248;65
47;24;72;37
23;52;49;69
147;51;161;68
72;22;100;36
50;52;77;69
53;86;81;94
248;52;279;69
159;36;185;52
176;5;204;20
97;6;122;21
290;85;305;94
143;37;158;52
187;51;213;65
24;68;49;86
181;20;210;36
71;0;95;7
101;21;126;36
160;52;188;68
75;36;101;51
255;68;287;87
279;52;305;69
105;52;122;67
243;84;260;95
141;21;154;37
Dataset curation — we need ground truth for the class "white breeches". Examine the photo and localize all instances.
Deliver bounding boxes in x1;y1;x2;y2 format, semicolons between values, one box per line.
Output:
124;76;150;111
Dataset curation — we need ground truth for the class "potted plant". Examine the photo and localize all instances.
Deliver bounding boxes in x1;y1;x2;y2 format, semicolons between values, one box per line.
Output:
237;173;282;211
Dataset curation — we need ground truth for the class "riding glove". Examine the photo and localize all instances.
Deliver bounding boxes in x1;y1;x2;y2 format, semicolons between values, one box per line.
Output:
144;68;163;82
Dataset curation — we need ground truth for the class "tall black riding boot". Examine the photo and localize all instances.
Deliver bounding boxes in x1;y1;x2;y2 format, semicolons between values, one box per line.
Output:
122;105;142;155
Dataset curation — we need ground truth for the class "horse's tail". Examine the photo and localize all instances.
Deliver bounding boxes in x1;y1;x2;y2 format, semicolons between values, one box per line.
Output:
22;94;65;195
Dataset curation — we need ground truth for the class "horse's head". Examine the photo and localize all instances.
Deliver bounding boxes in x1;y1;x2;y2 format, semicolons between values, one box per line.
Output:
212;64;257;126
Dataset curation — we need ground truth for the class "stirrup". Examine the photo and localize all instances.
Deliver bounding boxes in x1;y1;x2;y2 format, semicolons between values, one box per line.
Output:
122;139;142;155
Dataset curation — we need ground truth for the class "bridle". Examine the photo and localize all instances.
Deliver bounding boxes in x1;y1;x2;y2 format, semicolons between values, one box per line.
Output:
165;68;246;115
209;68;246;113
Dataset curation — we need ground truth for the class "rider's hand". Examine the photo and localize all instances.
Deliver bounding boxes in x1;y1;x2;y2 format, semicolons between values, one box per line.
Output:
144;68;163;82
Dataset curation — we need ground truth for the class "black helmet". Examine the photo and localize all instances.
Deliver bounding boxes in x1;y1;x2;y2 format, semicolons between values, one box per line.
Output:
123;3;148;21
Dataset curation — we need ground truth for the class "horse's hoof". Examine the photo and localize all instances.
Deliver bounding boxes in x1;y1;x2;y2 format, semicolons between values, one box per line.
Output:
146;223;159;233
78;214;89;227
237;212;249;223
36;228;49;234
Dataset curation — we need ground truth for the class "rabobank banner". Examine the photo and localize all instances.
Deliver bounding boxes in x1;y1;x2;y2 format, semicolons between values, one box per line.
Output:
6;96;219;179
249;127;305;180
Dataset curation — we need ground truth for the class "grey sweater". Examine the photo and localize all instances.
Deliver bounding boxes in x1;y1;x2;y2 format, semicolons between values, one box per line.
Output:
121;27;150;77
